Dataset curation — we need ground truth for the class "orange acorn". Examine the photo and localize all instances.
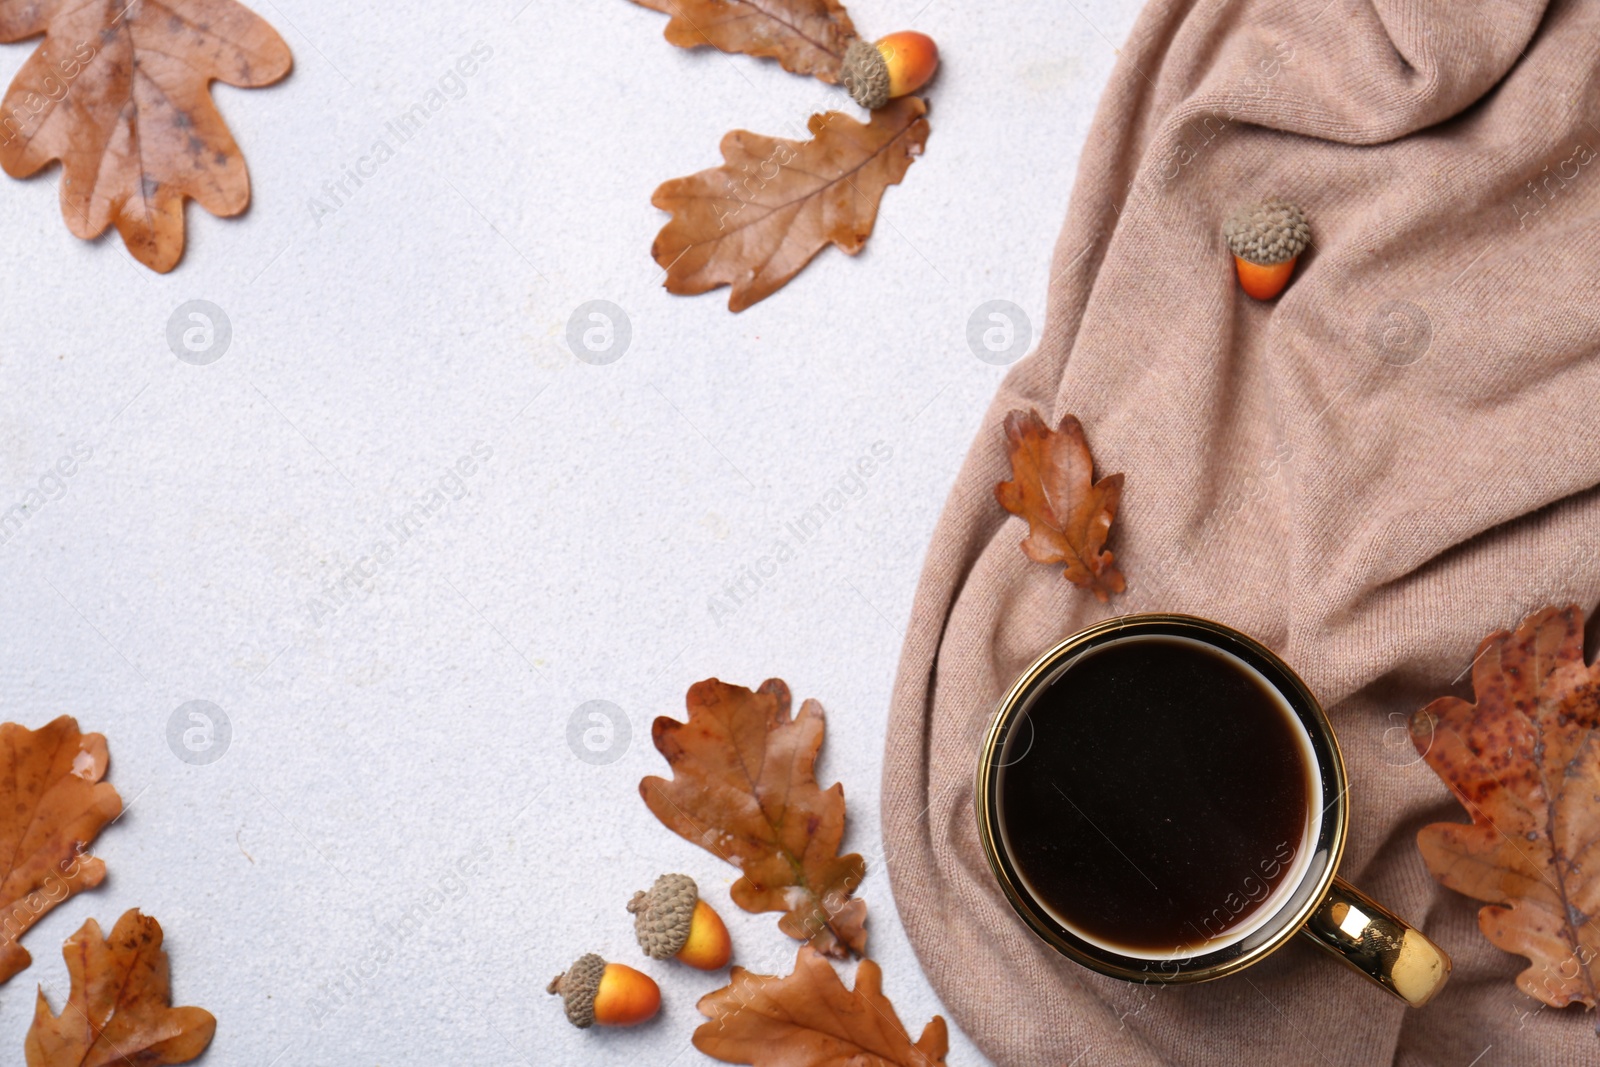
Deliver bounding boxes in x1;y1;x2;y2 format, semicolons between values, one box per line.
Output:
548;954;660;1028
1223;199;1309;300
628;873;732;970
843;31;939;110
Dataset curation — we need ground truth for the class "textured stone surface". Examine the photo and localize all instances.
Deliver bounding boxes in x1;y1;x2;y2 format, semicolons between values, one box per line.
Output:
0;0;1137;1062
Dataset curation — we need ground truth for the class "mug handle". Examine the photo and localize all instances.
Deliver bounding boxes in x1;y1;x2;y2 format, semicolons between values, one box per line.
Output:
1300;876;1451;1007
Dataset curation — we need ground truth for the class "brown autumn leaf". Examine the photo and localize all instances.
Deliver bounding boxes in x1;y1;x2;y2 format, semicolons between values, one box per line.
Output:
1411;604;1600;1020
651;96;929;312
0;0;292;272
695;946;948;1067
0;716;122;986
641;678;868;958
629;0;856;83
26;909;215;1067
995;408;1126;602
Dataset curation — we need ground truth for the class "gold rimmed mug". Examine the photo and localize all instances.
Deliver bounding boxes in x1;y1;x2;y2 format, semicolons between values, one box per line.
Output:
975;613;1450;1006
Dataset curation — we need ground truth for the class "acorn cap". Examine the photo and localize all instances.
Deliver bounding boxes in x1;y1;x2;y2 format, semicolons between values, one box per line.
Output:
628;873;699;960
548;952;606;1028
842;38;890;110
1223;199;1309;265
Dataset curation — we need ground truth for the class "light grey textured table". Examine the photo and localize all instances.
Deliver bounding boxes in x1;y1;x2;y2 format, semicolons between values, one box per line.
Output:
0;1;1138;1062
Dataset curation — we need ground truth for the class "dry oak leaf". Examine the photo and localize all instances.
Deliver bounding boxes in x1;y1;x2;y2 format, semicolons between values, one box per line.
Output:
1411;604;1600;1019
995;408;1126;602
629;0;856;83
641;677;868;958
0;0;293;272
694;946;948;1067
0;716;122;987
26;909;215;1067
651;96;929;312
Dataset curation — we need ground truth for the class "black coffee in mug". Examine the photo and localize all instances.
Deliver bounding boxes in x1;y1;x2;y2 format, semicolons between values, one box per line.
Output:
996;633;1319;957
980;615;1451;1005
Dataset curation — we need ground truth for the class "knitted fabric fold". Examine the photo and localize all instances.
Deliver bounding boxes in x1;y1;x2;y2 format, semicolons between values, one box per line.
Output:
882;0;1600;1062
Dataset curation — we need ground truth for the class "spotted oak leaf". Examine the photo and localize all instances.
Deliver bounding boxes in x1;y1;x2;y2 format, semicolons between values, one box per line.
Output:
0;0;292;272
641;678;868;958
651;96;928;312
0;716;122;986
1411;605;1600;1017
695;947;947;1066
995;408;1126;602
26;909;215;1066
629;0;856;83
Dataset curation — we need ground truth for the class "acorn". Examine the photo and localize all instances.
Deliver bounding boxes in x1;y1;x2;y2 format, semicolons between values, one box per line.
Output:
1223;199;1309;300
627;873;732;970
547;953;660;1028
842;32;939;110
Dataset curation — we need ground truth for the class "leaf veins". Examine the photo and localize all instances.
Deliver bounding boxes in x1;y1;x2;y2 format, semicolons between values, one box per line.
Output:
695;947;948;1067
651;96;929;312
0;716;122;987
26;910;215;1067
629;0;857;83
641;677;868;958
1412;604;1600;1028
995;408;1126;601
0;0;293;272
